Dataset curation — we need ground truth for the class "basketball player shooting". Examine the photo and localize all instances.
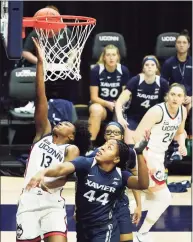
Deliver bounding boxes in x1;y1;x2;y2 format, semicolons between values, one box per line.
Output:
16;37;91;242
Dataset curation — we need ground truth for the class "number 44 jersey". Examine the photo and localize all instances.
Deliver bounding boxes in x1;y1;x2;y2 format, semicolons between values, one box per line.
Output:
71;157;132;227
24;135;69;190
147;102;183;153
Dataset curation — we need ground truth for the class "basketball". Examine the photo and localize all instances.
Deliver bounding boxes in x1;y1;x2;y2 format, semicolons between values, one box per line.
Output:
34;7;60;18
34;7;61;37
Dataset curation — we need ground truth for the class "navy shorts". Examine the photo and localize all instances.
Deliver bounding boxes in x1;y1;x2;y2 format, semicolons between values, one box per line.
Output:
127;118;140;131
76;220;119;242
115;195;133;234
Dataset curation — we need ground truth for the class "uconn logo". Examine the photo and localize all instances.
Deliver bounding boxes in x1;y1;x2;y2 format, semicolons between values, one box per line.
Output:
161;36;176;42
15;70;36;77
99;36;119;41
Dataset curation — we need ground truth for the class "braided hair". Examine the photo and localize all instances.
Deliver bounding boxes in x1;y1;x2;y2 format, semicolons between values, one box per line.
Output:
116;140;130;170
73;120;91;155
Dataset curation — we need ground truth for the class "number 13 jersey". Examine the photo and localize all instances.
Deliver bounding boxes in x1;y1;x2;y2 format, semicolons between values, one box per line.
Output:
147;102;183;153
24;135;69;190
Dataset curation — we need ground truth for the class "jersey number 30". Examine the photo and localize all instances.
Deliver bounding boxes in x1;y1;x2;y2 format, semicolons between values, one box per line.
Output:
83;190;109;205
101;88;118;98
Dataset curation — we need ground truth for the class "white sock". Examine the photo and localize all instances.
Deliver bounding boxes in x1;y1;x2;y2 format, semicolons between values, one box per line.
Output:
139;187;172;234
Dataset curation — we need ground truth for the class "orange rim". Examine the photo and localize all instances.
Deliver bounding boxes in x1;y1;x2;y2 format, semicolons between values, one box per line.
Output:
23;15;96;28
22;15;96;38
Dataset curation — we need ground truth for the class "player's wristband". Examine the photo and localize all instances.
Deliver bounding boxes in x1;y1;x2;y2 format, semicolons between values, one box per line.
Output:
134;140;148;154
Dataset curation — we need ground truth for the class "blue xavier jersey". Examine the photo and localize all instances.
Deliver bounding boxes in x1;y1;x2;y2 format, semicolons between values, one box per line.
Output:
86;147;137;208
126;74;169;121
71;157;132;226
161;55;192;96
90;63;130;101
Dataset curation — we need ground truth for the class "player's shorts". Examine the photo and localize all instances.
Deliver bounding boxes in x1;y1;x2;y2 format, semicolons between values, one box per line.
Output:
76;219;119;242
127;117;140;131
143;148;166;188
115;195;133;234
16;188;67;241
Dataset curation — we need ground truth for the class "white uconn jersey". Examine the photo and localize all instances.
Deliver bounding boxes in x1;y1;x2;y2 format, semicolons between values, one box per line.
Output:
24;135;68;190
147;103;183;153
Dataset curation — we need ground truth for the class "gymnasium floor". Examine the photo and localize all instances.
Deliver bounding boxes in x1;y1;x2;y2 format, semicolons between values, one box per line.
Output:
0;175;192;242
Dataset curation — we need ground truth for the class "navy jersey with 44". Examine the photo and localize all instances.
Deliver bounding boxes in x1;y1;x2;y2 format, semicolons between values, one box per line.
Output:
71;157;132;226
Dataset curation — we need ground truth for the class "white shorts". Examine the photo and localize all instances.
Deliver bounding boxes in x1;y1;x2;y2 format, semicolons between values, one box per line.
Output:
16;188;67;241
143;148;166;188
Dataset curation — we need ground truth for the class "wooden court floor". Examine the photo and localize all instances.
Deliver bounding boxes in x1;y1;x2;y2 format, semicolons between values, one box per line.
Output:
1;176;192;242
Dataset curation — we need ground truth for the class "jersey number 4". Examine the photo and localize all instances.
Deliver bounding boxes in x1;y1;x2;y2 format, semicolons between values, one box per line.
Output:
141;100;151;109
83;190;109;205
40;153;52;168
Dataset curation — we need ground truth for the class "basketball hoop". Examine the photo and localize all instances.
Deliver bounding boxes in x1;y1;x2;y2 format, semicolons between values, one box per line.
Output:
23;15;96;81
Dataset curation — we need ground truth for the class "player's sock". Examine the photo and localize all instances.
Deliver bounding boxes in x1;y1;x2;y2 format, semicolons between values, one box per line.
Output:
138;187;172;234
135;232;148;242
134;232;154;242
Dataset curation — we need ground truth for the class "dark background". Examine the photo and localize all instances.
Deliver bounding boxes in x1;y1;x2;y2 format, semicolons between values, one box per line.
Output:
1;1;192;104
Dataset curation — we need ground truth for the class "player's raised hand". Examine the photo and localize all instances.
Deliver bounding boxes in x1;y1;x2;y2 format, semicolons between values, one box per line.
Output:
25;171;44;191
179;145;187;156
133;130;150;154
32;37;44;63
183;96;192;105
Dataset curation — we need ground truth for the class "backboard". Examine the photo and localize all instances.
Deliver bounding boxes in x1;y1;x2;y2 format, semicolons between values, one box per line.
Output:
0;0;23;59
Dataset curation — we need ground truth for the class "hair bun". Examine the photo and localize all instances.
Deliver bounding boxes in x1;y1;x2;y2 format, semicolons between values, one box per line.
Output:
180;29;189;36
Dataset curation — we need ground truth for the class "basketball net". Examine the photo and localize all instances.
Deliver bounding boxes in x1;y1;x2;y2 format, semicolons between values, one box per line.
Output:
0;1;8;47
34;18;95;82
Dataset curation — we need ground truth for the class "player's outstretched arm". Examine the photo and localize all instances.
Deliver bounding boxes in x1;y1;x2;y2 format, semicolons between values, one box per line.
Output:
40;177;68;193
40;145;80;191
130;164;142;225
174;106;188;156
26;161;75;191
131;189;142;225
127;139;149;190
134;105;162;143
32;37;51;142
115;89;131;129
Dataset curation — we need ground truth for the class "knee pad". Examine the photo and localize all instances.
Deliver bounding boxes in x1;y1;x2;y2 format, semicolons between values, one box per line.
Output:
145;187;172;222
